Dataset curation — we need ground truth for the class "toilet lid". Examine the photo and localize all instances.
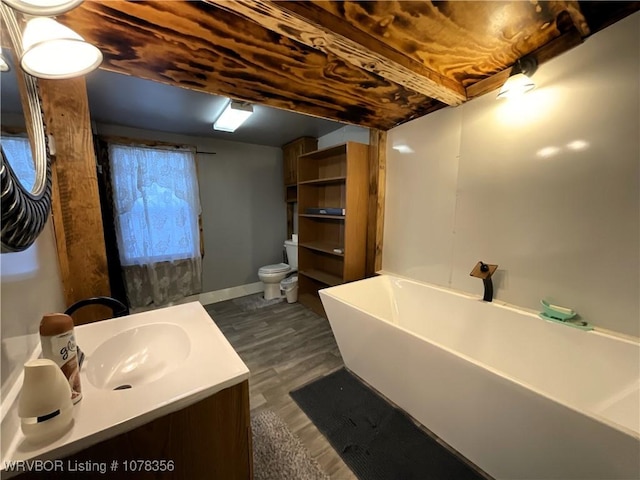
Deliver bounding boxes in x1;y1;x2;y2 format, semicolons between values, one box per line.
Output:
259;263;290;274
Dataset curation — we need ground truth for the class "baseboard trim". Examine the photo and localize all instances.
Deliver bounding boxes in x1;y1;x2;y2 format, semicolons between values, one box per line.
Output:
130;282;265;314
198;282;264;306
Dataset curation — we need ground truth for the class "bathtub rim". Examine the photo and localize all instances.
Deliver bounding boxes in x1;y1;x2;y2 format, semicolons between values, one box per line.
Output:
377;270;640;346
319;273;640;439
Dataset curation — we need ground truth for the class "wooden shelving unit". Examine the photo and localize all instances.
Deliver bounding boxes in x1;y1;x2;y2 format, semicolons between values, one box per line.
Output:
298;176;347;185
297;141;370;317
282;136;318;238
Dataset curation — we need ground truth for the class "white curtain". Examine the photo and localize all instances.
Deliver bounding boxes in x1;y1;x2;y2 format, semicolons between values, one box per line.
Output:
109;144;202;308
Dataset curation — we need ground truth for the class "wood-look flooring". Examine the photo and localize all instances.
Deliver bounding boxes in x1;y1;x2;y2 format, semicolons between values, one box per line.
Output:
205;296;356;479
206;295;492;480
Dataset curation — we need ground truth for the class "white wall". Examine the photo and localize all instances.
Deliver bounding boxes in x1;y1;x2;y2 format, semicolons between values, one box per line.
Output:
95;124;286;292
0;219;66;391
383;13;639;338
318;125;369;149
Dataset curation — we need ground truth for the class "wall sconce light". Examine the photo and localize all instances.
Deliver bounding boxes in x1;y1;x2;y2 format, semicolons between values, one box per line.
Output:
213;100;254;132
1;0;102;79
497;56;538;100
2;0;83;16
20;16;103;79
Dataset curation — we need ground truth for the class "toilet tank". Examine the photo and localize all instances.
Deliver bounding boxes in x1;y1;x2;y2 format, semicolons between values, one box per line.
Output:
284;239;298;270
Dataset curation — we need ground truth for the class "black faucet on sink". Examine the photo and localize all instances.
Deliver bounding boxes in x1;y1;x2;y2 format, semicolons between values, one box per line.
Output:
470;261;498;302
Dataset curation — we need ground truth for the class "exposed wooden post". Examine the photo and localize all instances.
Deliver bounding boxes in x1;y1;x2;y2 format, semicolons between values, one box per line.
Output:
366;129;386;276
39;77;111;324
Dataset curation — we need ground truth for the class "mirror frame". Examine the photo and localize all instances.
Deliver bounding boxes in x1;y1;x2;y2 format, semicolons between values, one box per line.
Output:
0;2;52;253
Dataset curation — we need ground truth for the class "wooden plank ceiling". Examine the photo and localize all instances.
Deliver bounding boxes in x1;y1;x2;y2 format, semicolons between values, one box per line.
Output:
58;1;639;131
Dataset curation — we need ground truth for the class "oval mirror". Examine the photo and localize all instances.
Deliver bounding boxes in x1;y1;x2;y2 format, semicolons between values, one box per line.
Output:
0;3;52;253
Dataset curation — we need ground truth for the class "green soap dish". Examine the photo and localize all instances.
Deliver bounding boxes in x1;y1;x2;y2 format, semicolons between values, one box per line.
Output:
538;313;593;331
540;299;576;321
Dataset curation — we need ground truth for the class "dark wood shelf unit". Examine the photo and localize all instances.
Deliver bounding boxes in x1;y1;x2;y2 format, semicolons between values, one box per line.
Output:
298;176;347;186
299;269;342;287
282;136;318;238
297;141;369;317
285;184;297;203
299;214;345;220
299;240;345;257
297;280;327;317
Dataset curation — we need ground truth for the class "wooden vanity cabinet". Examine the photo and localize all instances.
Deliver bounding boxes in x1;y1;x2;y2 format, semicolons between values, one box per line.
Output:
15;381;252;480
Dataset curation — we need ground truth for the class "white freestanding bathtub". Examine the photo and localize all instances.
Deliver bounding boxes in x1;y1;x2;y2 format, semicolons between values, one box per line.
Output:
319;275;640;480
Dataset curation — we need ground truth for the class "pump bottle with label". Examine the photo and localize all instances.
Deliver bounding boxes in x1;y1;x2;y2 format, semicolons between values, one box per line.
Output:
39;313;82;404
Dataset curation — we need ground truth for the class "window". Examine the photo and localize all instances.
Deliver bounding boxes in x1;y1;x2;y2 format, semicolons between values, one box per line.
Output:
1;135;35;191
109;144;201;266
1;135;39;275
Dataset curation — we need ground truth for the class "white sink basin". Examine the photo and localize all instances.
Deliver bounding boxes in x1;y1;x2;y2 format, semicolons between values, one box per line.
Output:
0;302;250;472
84;323;191;390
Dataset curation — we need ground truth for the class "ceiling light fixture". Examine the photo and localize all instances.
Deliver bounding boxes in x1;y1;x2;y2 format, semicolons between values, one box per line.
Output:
2;0;83;16
213;100;253;132
20;16;103;79
497;56;538;100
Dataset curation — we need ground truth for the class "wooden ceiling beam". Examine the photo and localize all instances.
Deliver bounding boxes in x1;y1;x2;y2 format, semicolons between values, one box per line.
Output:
206;0;466;106
57;1;444;131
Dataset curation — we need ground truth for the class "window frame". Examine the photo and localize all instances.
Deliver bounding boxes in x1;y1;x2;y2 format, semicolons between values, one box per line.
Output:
106;137;203;266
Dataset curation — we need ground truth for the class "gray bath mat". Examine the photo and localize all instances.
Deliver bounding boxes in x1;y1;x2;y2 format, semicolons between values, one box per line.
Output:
233;293;284;311
290;368;488;480
252;410;329;480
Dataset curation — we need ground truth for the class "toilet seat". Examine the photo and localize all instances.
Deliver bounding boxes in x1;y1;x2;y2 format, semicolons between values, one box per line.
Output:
259;263;290;275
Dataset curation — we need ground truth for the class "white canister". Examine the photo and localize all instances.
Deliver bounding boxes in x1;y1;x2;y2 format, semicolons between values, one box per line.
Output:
18;359;74;444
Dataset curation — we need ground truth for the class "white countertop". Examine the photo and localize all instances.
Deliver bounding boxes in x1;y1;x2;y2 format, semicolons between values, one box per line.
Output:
1;302;249;471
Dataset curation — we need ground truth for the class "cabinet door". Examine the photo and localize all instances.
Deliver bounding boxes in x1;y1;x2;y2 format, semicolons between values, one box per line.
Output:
283;145;297;186
283;137;318;186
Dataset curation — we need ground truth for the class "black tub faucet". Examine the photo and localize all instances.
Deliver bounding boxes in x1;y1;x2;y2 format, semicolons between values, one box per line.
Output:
470;261;498;302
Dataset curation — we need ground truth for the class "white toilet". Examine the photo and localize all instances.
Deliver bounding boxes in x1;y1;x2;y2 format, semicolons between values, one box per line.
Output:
258;238;298;300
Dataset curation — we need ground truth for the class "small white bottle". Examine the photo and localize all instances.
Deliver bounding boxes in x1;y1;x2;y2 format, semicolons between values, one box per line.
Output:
40;313;82;404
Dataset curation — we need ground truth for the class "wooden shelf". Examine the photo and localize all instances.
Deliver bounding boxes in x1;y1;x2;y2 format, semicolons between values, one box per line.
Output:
298;145;347;183
299;214;345;220
297;142;370;316
300;241;344;256
282;136;317;238
298;176;346;185
299;269;342;287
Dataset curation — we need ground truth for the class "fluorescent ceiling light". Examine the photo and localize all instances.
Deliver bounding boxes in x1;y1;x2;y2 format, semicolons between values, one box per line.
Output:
2;0;84;16
213;101;253;132
20;17;103;79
